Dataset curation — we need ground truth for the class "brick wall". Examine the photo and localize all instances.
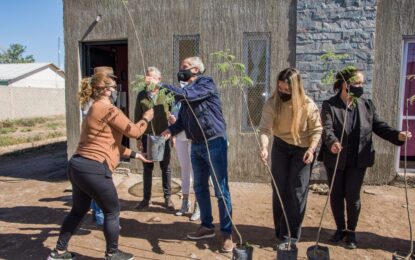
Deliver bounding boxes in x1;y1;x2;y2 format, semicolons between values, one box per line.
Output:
296;0;377;104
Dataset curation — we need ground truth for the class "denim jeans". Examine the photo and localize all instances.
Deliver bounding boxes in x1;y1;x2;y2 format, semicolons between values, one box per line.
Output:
191;136;232;234
91;200;104;225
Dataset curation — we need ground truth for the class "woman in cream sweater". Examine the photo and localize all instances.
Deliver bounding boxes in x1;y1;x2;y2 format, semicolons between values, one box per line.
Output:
259;68;322;245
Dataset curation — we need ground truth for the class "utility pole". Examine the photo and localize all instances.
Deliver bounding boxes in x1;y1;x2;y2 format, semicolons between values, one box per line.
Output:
58;36;61;69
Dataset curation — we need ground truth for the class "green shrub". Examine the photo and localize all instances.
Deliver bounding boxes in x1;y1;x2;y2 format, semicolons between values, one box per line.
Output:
0;127;17;135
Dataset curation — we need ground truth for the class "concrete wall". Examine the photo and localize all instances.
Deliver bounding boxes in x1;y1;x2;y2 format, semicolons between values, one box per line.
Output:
0;87;65;120
10;67;65;89
64;0;296;182
370;0;415;184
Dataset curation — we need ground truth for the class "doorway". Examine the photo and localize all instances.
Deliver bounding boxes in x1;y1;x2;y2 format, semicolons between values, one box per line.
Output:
398;38;415;172
81;40;129;147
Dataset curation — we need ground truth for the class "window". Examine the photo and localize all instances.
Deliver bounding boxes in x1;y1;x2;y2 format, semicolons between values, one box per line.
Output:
242;32;271;131
173;34;200;83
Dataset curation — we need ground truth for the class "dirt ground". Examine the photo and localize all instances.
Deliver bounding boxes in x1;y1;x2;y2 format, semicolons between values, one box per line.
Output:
0;142;414;260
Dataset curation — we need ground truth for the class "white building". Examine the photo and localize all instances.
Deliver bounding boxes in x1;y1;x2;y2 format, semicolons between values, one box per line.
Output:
0;63;66;120
0;63;64;88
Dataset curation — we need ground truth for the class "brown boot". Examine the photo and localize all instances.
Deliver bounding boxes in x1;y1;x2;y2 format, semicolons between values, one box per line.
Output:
221;233;234;253
187;226;216;240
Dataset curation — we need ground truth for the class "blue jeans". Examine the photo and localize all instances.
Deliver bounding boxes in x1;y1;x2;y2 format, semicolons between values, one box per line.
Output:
191;136;232;234
91;200;104;226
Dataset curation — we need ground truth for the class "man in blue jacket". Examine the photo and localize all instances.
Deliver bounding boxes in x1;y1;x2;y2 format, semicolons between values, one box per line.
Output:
155;56;234;253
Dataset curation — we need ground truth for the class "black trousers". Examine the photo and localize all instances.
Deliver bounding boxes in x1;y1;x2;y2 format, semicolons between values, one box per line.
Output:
271;137;311;241
142;135;172;201
56;155;120;254
325;166;366;231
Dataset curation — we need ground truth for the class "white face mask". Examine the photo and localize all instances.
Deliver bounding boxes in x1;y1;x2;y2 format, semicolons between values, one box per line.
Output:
179;81;188;88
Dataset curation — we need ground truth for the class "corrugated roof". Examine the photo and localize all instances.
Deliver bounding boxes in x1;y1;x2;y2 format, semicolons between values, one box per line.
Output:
0;63;52;81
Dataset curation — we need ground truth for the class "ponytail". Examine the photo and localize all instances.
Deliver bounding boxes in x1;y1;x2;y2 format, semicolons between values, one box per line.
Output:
79;77;93;107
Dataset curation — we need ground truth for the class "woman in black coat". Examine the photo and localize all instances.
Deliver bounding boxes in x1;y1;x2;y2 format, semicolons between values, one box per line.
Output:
317;67;412;249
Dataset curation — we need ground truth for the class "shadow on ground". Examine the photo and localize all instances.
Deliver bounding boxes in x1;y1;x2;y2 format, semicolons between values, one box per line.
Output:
301;226;413;254
0;141;68;182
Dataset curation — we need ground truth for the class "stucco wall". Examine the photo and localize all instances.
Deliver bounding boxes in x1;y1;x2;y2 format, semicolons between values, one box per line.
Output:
64;0;296;182
370;0;415;184
0;87;65;120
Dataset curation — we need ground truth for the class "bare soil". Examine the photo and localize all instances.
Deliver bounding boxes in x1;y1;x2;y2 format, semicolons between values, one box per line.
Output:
0;142;414;260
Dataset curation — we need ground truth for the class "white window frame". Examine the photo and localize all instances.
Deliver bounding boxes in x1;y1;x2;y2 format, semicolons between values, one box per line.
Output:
396;37;415;174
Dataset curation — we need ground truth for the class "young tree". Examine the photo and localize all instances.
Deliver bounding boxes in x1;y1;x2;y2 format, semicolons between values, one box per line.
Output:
0;44;35;63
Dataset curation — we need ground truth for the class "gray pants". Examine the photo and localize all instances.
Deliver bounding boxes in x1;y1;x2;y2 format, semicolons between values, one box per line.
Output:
271;137;311;241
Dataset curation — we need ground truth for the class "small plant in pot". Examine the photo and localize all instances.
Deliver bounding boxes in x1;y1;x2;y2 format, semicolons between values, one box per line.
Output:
132;75;175;162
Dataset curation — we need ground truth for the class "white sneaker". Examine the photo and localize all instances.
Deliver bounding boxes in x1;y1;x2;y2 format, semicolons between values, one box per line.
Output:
190;201;200;221
175;199;191;216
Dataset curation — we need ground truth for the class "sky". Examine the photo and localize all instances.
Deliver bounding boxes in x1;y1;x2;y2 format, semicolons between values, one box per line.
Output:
0;0;64;69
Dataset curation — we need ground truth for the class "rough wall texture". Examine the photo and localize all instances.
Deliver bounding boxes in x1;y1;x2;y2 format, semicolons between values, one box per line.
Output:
370;0;415;184
296;0;377;104
296;0;378;181
0;87;65;120
64;0;296;182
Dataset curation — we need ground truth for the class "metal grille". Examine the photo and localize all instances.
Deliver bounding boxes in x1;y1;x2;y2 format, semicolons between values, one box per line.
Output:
242;32;271;131
173;34;200;84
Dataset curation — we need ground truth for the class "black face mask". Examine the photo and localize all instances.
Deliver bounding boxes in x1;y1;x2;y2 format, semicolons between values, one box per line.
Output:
177;68;193;82
278;91;292;102
347;85;363;98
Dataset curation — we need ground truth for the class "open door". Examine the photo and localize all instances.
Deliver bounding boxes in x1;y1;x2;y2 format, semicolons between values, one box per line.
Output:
81;40;129;147
398;39;415;172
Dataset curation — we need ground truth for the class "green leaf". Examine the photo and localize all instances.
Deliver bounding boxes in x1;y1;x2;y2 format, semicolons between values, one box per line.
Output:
230;75;239;87
233;63;245;72
241;76;254;87
226;54;236;61
321;70;336;85
215;63;230;73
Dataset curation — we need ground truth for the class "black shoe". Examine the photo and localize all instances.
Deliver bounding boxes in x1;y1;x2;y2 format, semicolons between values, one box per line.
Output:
47;249;75;260
164;198;175;211
345;231;357;249
329;229;346;243
105;249;134;260
134;200;151;211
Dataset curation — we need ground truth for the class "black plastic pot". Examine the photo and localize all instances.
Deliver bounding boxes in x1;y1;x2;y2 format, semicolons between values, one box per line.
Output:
146;135;165;161
306;245;330;260
232;244;253;260
277;241;298;260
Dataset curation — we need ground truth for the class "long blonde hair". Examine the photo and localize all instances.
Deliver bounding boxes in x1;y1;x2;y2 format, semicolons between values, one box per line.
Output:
79;72;113;107
272;68;306;145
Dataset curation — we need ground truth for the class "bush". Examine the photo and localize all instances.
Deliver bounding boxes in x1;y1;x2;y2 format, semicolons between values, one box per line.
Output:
0;127;17;135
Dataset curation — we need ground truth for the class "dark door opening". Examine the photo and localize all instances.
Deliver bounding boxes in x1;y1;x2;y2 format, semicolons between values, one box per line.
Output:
81;40;129;147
